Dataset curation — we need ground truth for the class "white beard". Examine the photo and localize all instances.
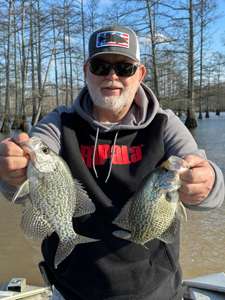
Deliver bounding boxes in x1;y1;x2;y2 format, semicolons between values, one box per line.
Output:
87;78;138;111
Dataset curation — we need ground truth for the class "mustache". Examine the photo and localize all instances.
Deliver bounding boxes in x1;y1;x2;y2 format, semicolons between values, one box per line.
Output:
100;81;124;89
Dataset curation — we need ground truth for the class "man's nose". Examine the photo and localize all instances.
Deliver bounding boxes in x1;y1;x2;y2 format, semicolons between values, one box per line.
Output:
105;68;119;80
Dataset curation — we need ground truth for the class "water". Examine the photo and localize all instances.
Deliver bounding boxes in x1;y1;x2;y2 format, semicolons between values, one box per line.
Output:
179;112;225;280
0;113;224;287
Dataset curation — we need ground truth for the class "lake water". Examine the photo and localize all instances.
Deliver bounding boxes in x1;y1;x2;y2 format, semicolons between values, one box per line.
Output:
0;112;224;288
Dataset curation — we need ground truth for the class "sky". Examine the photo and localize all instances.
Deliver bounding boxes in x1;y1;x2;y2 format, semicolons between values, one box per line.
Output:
209;0;225;53
98;0;225;54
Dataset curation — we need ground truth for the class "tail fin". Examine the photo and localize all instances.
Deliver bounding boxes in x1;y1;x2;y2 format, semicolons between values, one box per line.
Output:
54;235;99;269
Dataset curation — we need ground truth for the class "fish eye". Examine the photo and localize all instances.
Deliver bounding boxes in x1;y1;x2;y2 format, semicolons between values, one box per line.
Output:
162;166;169;172
42;147;50;155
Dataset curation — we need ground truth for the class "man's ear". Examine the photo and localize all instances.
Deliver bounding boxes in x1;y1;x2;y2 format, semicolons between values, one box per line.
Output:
138;65;146;84
83;63;88;77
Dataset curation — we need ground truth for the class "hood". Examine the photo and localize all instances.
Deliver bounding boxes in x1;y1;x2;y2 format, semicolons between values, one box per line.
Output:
74;83;159;133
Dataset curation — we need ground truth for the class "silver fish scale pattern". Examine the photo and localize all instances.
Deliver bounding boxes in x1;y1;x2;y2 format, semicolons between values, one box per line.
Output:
129;188;177;244
28;156;76;241
14;136;98;268
112;156;189;246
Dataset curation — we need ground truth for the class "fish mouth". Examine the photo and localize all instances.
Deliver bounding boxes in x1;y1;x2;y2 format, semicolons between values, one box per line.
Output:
19;136;40;153
167;156;190;173
19;136;41;163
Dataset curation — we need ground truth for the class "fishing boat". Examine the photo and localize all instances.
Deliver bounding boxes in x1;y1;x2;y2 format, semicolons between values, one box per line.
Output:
0;262;52;300
1;262;224;299
183;271;225;300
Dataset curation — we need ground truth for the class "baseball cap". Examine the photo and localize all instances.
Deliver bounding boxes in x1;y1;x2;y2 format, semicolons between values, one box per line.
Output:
87;24;140;63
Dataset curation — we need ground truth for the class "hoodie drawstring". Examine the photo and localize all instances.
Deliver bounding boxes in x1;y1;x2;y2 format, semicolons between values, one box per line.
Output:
92;127;99;179
105;130;119;183
92;128;119;183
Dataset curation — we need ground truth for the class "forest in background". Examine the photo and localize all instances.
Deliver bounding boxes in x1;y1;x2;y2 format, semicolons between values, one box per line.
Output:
0;0;225;133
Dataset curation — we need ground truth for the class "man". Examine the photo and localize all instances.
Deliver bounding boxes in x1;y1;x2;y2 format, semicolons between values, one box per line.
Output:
0;24;224;300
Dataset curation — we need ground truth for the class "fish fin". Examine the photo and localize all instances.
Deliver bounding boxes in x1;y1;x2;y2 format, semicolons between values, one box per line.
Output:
54;234;99;268
112;200;131;230
142;244;150;250
21;198;54;239
176;200;187;221
113;231;150;250
73;180;96;217
12;180;30;203
112;230;132;241
157;218;177;244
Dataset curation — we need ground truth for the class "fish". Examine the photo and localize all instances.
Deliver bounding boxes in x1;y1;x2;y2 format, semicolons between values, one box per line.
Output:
12;136;98;268
112;156;190;247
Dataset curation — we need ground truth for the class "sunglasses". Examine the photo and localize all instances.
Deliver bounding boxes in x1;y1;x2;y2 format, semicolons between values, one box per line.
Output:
88;61;139;77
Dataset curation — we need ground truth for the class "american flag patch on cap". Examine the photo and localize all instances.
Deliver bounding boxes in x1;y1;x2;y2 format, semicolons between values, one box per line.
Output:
96;31;129;48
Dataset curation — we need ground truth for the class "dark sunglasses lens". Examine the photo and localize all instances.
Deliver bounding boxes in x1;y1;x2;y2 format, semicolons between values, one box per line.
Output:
89;62;110;75
115;63;138;77
89;62;138;77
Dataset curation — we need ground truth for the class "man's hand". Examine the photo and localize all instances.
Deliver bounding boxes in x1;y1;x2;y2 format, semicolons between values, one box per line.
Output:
179;155;214;205
0;133;30;186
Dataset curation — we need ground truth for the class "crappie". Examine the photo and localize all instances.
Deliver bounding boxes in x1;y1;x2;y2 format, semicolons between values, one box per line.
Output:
12;136;98;268
112;156;190;246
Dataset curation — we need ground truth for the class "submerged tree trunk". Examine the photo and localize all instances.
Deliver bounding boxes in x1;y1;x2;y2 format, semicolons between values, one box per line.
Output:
0;115;10;133
205;109;210;118
185;105;197;128
19;115;29;133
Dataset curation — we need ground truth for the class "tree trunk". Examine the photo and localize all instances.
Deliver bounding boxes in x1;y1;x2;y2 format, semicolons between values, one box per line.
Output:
1;0;12;133
185;105;197;128
81;0;86;84
185;0;197;128
30;1;37;126
11;0;19;130
198;1;204;120
52;12;59;107
20;0;29;132
67;14;73;106
37;0;44;121
33;20;65;126
63;1;68;106
146;0;160;102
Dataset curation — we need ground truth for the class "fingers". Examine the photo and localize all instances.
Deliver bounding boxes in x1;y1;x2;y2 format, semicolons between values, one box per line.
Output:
0;133;29;156
0;133;30;186
179;155;214;205
11;133;30;146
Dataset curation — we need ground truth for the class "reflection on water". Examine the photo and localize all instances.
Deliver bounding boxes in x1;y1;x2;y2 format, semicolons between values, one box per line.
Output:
0;113;224;286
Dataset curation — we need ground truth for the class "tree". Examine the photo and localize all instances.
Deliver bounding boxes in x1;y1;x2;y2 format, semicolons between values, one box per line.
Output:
184;0;197;128
11;0;20;130
1;0;12;133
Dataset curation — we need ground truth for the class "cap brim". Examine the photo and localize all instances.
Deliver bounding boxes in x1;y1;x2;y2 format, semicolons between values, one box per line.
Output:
86;52;140;63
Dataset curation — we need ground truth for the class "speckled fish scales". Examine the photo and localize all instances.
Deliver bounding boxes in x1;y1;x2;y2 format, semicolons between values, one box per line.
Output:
12;136;98;268
112;156;190;246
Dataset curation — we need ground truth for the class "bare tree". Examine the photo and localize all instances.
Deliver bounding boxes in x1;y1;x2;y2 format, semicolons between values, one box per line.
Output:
20;0;29;132
185;0;197;128
11;0;20;130
1;0;12;133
